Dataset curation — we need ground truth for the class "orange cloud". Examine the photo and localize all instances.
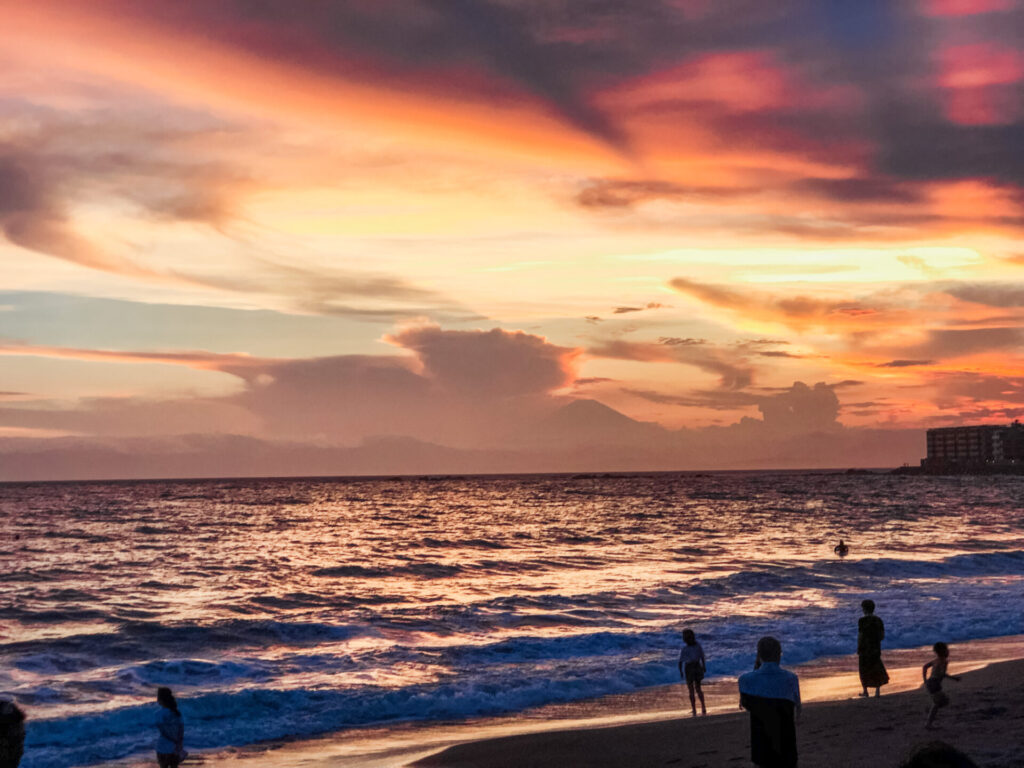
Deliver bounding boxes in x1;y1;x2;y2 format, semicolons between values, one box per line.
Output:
668;277;901;332
0;344;274;379
2;1;625;173
586;338;753;390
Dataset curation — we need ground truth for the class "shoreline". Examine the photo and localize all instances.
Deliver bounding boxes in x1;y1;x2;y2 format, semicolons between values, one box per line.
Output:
413;655;1024;768
111;634;1024;768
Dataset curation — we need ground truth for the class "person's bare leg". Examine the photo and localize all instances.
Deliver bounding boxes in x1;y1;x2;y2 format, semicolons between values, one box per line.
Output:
874;687;881;698
695;682;706;715
860;685;869;697
926;703;939;729
687;681;697;716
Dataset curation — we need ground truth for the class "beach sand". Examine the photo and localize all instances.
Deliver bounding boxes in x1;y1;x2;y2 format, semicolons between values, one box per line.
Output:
412;657;1024;768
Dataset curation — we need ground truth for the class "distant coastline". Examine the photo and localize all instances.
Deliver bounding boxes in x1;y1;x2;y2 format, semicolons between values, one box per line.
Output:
0;466;911;486
893;464;1024;476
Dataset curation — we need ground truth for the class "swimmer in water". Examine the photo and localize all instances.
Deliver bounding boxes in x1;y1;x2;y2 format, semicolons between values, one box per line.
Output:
834;539;849;557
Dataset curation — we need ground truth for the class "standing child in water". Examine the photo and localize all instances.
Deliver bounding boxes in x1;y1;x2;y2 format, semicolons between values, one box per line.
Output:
678;628;707;717
923;642;960;729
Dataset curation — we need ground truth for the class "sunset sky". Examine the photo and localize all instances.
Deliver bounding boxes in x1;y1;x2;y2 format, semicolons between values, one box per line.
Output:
3;0;1024;478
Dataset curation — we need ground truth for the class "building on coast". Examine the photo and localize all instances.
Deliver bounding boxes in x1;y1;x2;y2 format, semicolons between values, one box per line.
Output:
922;421;1024;472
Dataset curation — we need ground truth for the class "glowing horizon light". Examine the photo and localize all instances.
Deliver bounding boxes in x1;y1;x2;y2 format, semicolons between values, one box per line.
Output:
2;0;1024;478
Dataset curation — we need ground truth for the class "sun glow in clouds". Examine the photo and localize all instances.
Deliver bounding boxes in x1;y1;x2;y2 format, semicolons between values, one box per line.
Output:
2;0;1024;478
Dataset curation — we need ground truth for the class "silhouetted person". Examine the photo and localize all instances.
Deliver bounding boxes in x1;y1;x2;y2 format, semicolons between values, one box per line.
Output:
898;741;978;768
833;539;849;558
155;687;185;767
923;643;959;729
0;700;25;768
677;628;707;717
739;636;801;767
858;599;889;697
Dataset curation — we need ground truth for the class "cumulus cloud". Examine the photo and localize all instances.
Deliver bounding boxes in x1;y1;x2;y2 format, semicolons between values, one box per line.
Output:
0;327;582;448
0;375;928;480
2;325;902;479
756;381;840;433
386;325;579;397
626;380;846;428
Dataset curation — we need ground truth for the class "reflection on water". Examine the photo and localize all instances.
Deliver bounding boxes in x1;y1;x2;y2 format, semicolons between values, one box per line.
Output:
1;472;1023;767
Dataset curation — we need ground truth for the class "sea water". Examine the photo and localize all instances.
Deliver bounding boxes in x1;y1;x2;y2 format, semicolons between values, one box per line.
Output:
1;472;1023;767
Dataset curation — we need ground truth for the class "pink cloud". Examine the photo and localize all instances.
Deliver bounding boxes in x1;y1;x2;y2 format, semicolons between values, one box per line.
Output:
920;0;1016;16
937;43;1024;125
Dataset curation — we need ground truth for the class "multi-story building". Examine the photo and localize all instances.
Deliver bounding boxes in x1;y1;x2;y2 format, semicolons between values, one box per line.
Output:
923;421;1024;470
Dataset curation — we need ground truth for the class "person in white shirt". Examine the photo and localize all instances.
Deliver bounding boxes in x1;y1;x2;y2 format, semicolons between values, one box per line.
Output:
677;628;707;717
738;636;801;767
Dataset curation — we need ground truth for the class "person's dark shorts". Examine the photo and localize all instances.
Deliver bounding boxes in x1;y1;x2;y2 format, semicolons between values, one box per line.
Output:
157;753;181;768
684;661;704;685
925;678;949;707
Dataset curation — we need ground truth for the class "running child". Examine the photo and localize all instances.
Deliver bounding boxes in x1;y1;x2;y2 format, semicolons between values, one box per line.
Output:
923;642;960;729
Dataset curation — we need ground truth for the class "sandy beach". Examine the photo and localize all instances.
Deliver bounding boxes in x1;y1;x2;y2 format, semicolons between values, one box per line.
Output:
413;657;1024;768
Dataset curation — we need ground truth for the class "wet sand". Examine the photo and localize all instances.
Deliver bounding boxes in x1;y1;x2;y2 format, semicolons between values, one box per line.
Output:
93;637;1024;767
413;657;1024;768
156;636;1023;768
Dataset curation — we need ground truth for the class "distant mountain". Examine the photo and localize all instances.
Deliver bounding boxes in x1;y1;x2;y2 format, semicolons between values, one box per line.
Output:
536;399;669;446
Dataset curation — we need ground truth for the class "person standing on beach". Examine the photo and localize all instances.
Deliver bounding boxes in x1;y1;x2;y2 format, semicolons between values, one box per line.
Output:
857;599;889;697
154;687;185;768
739;636;801;768
0;700;25;768
677;628;707;717
923;642;960;729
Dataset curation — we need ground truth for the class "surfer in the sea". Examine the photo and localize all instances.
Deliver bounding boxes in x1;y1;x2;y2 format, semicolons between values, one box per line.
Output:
834;539;849;558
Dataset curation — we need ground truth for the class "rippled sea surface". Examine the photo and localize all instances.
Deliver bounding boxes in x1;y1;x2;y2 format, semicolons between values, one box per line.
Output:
2;472;1023;767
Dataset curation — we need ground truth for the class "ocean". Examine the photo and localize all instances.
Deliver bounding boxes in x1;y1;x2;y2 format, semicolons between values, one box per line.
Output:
2;472;1023;767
